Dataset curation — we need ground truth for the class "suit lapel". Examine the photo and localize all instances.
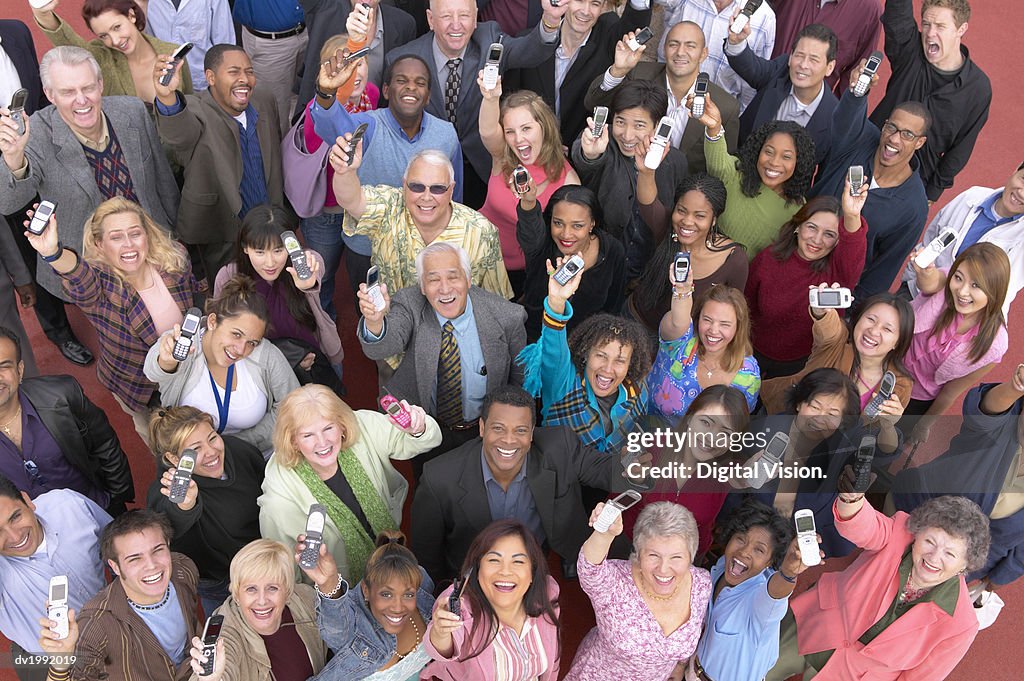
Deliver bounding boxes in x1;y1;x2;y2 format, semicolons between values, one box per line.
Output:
458;446;493;529
414;296;443;413
52;115;102;202
470;290;502;393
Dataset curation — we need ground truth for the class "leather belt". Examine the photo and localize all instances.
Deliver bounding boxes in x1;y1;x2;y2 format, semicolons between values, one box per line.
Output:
245;23;305;40
692;656;715;681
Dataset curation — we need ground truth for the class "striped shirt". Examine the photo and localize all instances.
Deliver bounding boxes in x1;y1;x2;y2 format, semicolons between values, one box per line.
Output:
493;618;549;681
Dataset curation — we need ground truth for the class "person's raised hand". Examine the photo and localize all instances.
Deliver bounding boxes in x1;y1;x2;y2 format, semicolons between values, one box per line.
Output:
294;533;342;591
610;33;646;78
318;48;363;93
153;53;183;100
187;635;226;680
22;204;59;257
286;251;320;290
849;58;880;96
37;607;77;660
580;114;609;161
546;255;583;302
0;107;30;171
587;501;624;536
841;173;869;217
356;282;390;324
328;132;363;174
346;2;372;42
159;467;199;511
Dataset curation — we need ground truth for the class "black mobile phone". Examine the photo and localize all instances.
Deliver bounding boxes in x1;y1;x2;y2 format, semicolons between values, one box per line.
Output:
853;435;876;493
282;230;312;280
863;371;896;418
172;307;203;361
300;504;328;569
628;27;654;50
168;450;196;504
449;573;469;616
159;43;194;87
8;88;28;136
691;72;710;118
198;614;224;677
346;122;369;164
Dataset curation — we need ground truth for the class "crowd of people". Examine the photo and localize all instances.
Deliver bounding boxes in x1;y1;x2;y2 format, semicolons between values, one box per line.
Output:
0;0;1021;679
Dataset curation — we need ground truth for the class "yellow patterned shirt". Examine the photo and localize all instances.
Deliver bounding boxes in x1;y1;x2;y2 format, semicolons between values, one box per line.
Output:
343;185;513;299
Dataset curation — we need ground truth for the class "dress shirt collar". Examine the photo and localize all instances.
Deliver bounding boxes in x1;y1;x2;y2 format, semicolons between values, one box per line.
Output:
431;38;468;76
786;81;826;116
70;112;111;151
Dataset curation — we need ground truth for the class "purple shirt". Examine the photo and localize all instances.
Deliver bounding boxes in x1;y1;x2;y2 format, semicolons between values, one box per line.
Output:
254;278;321;351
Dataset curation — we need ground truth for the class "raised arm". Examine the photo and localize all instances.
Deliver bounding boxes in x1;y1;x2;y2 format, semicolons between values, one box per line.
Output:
328;131;368;220
659;266;694;342
477;71;505;163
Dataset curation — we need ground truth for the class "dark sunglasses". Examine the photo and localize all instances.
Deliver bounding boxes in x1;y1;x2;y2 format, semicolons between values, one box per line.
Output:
406;182;451;195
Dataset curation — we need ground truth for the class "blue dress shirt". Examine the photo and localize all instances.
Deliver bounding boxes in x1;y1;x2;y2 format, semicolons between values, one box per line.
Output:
957;191;1019;254
480;449;546;547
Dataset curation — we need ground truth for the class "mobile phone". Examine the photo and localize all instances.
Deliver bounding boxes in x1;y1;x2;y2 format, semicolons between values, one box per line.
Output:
863;371;896;419
300;504;328;569
449;572;469;616
168;449;197;504
28;200;56;236
8;88;27;136
343;46;371;66
198;614;224;676
512;165;531;194
730;0;764;34
690;73;710;118
593;490;643;533
281;230;312;280
794;509;822;567
159;42;194;87
591;106;608;138
853;434;876;493
47;576;69;640
172;307;203;361
482;43;504;90
854;50;884;98
673;252;690;283
346;122;369;164
365;265;386;311
357;2;372;17
644;116;675;170
749;431;789;489
848;165;865;197
914;228;958;269
552;254;585;285
380;392;412;429
808;287;853;309
627;27;654;51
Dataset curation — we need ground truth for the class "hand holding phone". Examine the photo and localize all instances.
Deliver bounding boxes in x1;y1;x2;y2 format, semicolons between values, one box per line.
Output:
914;228;958;269
794;509;822;567
730;0;763;34
626;27;654;51
512;165;531;195
281;230;312;280
593;491;643;533
863;372;896;419
591;106;609;138
673;252;690;284
552;254;585;285
380;392;413;429
644;117;674;170
848;165;865;197
346;122;369;165
27;200;56;236
852;435;876;493
808;287;853;309
198;615;224;677
482;43;503;90
159;43;193;87
748;431;789;489
47;576;69;640
853;51;883;97
300;504;328;569
7;88;28;136
449;572;470;617
168;449;197;504
365;266;386;311
690;73;710;118
172;307;203;361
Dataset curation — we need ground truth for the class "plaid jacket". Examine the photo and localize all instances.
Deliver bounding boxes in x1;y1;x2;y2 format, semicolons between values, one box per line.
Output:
61;251;199;411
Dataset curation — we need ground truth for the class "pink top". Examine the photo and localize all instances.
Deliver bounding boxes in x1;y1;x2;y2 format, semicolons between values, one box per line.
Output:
905;289;1008;400
137;265;184;335
301;83;380;208
479;161;571;271
565;557;711;681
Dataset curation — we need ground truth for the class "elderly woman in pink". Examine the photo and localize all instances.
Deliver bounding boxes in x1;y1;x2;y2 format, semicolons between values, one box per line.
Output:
566;502;711;681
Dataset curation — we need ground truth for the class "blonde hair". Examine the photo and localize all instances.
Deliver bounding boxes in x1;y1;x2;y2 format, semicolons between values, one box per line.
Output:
82;197;188;281
320;33;350;60
272;385;361;468
149;406;216;464
499;91;564;184
229;539;295;604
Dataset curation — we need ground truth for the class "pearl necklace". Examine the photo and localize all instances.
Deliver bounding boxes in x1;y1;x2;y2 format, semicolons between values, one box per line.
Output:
394;615;422;660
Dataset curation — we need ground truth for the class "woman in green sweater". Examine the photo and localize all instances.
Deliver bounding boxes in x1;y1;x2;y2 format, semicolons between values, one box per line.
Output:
694;92;816;258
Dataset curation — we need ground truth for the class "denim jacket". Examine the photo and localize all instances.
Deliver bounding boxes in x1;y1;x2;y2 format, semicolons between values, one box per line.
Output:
313;568;435;680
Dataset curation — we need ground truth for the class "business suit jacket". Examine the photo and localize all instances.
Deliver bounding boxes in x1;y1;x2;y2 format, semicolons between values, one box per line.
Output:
294;0;418;120
0;206;37;376
504;3;651;147
359;286;527;414
727;46;837;166
386;22;558;182
584;61;741;174
157;88;284;245
0;96;179;299
0;20;47;114
410;424;623;583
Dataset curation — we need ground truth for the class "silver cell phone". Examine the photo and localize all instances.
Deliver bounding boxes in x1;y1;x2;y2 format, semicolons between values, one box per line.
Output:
28;200;56;236
346;122;369;164
691;73;710;118
512;165;531;194
343;46;371;66
809;287;853;309
159;42;193;87
172;307;203;361
731;0;763;34
483;43;503;90
366;265;386;311
644;116;675;170
8;88;28;136
853;434;876;493
552;254;585;285
300;504;328;569
593;490;643;533
627;27;654;51
863;371;896;419
848;165;865;197
282;230;312;280
673;252;690;283
749;430;789;489
591;106;608;138
854;50;884;98
47;576;69;640
794;509;822;566
168;449;196;504
914;228;958;269
198;614;224;676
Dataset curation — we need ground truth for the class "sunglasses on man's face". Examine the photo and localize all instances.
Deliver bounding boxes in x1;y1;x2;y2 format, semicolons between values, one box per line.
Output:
406;182;451;195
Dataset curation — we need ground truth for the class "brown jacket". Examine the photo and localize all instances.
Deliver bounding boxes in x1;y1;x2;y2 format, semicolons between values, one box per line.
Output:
68;553;200;681
760;309;913;413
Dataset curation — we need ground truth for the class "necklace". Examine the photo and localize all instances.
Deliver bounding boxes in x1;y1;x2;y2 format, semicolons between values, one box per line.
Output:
642;575;679;602
128;586;171;611
0;406;22;437
394;615;422;660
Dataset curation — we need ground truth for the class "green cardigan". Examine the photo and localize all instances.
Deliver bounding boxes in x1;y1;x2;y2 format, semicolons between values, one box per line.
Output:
41;15;193;98
704;133;803;259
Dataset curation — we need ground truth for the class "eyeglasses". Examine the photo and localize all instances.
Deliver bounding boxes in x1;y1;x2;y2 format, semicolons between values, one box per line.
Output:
406;182;451;195
881;121;923;142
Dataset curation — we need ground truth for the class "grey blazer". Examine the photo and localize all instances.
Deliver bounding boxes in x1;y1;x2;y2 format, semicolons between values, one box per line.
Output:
0;96;179;299
358;286;527;415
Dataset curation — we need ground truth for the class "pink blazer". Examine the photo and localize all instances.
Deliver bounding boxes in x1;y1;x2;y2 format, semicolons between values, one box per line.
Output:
791;502;978;680
422;576;561;681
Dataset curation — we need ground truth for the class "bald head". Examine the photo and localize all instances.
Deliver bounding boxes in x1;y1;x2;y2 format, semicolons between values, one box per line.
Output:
664;21;708;80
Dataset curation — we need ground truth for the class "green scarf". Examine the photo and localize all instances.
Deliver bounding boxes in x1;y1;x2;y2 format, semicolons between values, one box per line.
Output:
294;449;397;582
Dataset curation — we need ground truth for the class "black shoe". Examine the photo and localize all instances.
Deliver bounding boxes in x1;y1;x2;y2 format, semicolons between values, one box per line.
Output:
58;340;94;366
561;557;578;581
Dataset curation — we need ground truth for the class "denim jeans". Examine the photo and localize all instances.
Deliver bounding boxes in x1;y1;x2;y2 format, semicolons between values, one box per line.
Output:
198;578;231;619
300;212;346;319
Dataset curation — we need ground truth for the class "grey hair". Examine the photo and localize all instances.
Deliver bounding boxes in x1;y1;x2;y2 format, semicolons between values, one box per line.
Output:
40;46;103;92
631;501;699;564
907;495;990;572
403;149;456;186
415;241;471;287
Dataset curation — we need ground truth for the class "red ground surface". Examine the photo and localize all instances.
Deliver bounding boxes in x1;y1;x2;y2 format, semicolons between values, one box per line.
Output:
5;1;1022;679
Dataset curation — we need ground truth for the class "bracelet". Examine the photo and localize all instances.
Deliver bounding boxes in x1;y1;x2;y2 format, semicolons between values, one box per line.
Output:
839;493;865;504
542;18;561;31
704;127;724;142
42;241;64;263
316;573;347;599
47;668;72;680
315;85;336;100
672;289;693;300
778;569;797;584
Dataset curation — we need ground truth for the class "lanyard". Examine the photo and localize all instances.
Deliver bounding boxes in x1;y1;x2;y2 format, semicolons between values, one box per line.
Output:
209;364;235;434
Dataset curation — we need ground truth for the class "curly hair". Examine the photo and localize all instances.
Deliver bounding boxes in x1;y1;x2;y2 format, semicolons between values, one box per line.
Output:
907;496;989;572
735;121;816;205
715;498;794;569
499;90;565;184
768;195;842;274
567;313;654;388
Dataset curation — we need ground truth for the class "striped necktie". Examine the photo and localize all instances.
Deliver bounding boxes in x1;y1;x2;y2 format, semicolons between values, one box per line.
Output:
436;321;464;426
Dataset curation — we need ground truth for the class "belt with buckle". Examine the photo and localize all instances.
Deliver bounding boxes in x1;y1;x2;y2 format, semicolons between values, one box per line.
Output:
446;419;479;431
692;656;715;681
246;23;305;40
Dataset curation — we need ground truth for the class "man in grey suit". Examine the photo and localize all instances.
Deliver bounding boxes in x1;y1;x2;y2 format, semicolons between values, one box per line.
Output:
357;241;527;479
0;47;179;301
585;21;741;173
385;0;567;208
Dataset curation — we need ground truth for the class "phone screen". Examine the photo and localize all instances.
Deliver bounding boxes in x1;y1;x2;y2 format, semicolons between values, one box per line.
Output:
366;267;379;287
656;121;672;139
610;491;642;511
765;434;788;459
203;619;223;642
939;232;957;247
694;78;709;95
178;457;195;473
487;46;502;62
181;314;201;335
817;290;842;306
865;56;883;73
10;90;27;110
51;583;66;601
307;511;326;533
386;401;402;415
795;514;815;533
283;235;301;253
